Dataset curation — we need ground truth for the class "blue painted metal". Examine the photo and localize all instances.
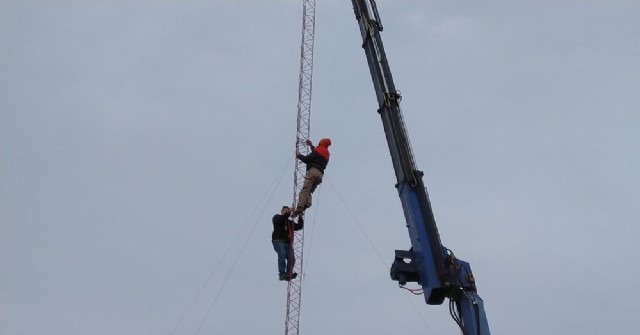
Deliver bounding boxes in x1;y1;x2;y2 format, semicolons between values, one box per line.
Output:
396;176;445;304
349;0;491;333
457;292;491;335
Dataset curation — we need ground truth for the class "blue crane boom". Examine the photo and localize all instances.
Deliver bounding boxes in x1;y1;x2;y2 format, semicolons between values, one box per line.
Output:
350;1;491;334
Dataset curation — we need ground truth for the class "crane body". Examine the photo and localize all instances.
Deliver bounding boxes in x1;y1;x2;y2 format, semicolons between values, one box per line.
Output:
350;1;490;334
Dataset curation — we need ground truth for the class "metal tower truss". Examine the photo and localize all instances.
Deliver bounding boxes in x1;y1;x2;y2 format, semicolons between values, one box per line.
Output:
286;1;317;335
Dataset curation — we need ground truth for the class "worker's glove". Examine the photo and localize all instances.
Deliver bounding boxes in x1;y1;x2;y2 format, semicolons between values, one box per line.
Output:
305;139;313;146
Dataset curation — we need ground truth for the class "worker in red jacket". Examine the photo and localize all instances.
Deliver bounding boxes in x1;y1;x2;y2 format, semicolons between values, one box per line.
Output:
295;138;331;215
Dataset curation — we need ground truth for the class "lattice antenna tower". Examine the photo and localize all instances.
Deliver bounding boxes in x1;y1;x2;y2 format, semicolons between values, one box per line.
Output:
286;1;317;335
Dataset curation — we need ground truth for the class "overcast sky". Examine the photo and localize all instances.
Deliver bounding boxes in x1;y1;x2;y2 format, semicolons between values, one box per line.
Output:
2;1;639;334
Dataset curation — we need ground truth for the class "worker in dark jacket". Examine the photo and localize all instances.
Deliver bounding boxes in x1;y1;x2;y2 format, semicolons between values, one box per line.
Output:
295;138;331;215
272;206;304;281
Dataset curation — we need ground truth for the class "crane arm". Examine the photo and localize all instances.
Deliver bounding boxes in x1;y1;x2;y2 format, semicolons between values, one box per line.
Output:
350;1;490;334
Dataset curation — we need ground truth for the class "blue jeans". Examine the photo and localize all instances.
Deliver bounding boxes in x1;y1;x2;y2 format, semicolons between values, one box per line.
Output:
272;241;294;275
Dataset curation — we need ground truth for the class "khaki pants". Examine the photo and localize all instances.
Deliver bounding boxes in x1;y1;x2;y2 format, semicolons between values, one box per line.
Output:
297;167;323;211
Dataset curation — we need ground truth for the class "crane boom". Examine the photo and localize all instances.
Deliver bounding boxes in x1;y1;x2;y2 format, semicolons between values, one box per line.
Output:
350;1;491;334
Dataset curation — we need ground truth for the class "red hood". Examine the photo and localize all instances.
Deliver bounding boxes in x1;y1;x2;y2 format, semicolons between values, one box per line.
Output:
318;138;331;147
315;138;331;159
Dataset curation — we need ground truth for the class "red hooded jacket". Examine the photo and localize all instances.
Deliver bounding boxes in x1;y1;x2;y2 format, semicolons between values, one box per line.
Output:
297;138;331;173
315;138;331;159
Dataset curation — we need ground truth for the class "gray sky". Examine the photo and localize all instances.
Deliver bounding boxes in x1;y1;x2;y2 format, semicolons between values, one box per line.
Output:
2;1;639;334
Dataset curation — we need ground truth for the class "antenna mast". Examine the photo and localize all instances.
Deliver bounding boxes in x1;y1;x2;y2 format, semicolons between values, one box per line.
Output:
286;0;317;335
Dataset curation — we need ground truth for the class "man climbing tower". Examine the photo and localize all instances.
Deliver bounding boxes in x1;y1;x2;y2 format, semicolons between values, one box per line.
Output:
272;206;304;281
295;138;331;215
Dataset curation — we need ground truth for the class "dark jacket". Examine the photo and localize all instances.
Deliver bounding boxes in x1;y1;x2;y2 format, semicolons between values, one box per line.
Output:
272;213;304;243
297;150;329;173
297;138;331;173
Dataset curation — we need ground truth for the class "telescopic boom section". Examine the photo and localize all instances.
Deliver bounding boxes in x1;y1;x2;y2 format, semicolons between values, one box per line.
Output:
350;0;446;303
350;1;490;334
